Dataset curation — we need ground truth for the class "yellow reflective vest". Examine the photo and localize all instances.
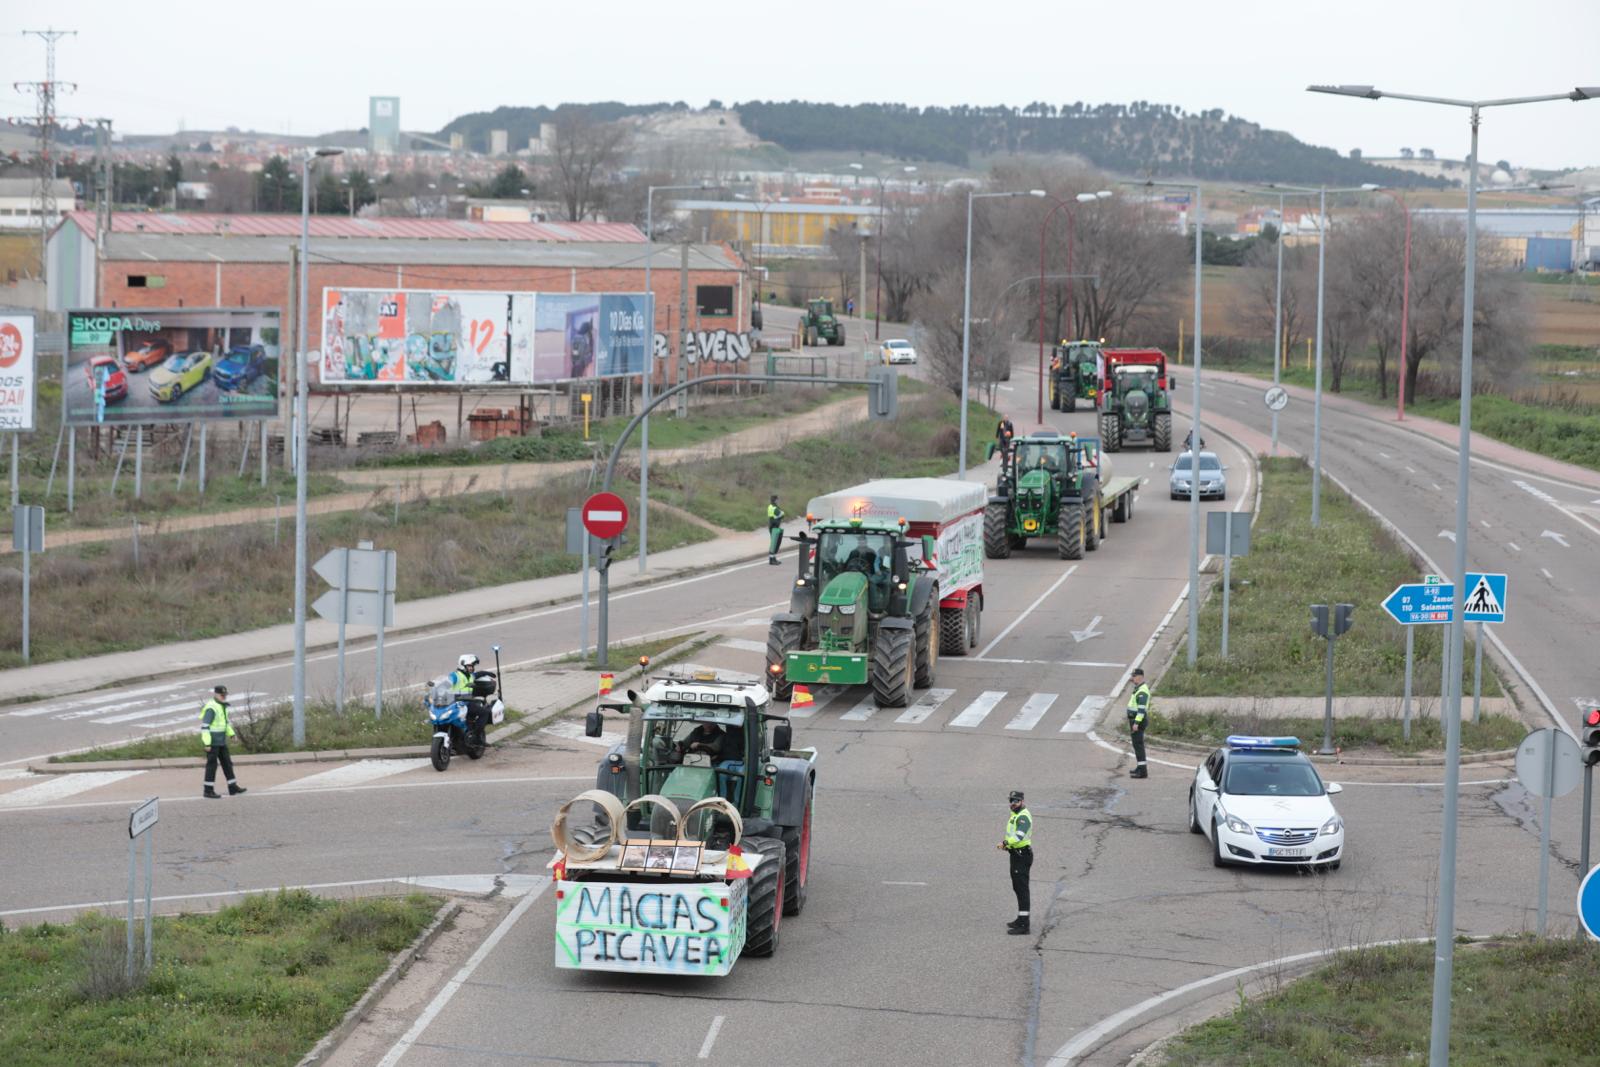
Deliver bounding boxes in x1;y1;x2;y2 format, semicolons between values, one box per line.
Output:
1004;808;1033;850
199;699;235;747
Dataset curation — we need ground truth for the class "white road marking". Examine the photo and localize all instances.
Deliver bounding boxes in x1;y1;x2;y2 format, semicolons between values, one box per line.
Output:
840;696;879;722
1438;530;1455;542
882;880;928;886
1005;693;1058;731
894;688;955;725
138;714;206;729
979;657;1123;668
718;638;768;654
1541;567;1554;580
1431;482;1442;491
947;690;1007;728
1061;695;1107;733
92;700;207;725
539;721;623;748
1479;520;1491;529
1508;542;1521;552
1377;451;1391;459
0;770;143;809
976;565;1078;659
376;879;551;1067
1541;530;1570;548
1405;466;1417;473
1069;615;1104;643
698;1016;726;1060
272;758;431;792
0;769;33;780
7;681;195;718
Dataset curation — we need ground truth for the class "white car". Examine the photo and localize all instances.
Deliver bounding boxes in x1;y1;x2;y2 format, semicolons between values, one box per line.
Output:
1189;736;1345;870
881;339;918;365
1170;451;1226;500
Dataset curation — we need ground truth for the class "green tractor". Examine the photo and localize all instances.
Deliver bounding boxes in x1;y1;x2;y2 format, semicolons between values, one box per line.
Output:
798;298;846;347
983;430;1104;560
1098;348;1173;452
1048;340;1102;413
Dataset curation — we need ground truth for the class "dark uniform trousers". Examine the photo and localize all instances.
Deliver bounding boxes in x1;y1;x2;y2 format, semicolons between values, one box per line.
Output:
204;744;237;786
1130;729;1147;768
1008;846;1033;913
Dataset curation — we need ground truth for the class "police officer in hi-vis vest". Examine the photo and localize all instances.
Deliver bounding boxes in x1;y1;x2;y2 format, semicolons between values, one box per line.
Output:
200;685;247;799
998;790;1033;934
766;495;785;565
1126;668;1151;779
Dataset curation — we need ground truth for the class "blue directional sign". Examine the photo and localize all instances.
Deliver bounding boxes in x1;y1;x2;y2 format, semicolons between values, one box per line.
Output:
1462;572;1508;624
1580;865;1600;941
1381;582;1455;626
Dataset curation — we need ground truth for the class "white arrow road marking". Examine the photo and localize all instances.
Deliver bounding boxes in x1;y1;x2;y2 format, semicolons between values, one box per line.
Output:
539;721;622;747
1005;693;1058;731
272;758;432;792
1541;530;1570;548
947;690;1006;728
0;771;143;809
1070;615;1104;643
1061;696;1107;733
1438;530;1455;541
840;696;879;722
894;688;955;725
977;565;1078;659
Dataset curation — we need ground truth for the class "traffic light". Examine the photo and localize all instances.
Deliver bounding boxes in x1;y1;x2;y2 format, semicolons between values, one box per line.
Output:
1333;603;1355;637
1310;604;1329;638
1582;707;1600;767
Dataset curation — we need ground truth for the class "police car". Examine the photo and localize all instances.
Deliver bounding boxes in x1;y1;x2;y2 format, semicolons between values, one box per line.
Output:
1189;736;1345;870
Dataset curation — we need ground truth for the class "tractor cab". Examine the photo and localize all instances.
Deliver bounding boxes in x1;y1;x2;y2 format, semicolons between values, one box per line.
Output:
808;298;836;319
815;526;898;616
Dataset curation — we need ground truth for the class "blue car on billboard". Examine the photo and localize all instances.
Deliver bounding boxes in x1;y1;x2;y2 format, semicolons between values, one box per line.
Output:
212;345;266;391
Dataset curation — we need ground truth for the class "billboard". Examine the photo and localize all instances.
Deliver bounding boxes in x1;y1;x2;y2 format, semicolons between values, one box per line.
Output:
64;308;281;426
0;310;37;431
320;288;650;386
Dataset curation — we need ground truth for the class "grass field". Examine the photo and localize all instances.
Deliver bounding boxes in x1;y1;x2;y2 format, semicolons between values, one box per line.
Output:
0;890;440;1066
1158;937;1600;1067
1159;458;1497;700
649;392;994;531
1146;709;1524;757
0;481;713;669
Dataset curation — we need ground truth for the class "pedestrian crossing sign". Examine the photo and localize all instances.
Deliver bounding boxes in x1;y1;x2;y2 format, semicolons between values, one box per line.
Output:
1462;572;1507;624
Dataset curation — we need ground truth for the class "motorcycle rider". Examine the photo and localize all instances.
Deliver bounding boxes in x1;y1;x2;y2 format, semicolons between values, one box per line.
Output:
447;654;488;735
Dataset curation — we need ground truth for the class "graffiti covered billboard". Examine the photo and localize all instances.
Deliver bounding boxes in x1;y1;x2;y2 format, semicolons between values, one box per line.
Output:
63;308;282;426
321;288;651;386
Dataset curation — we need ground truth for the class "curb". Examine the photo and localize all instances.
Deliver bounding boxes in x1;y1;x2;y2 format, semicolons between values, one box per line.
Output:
1139;735;1516;767
296;899;461;1067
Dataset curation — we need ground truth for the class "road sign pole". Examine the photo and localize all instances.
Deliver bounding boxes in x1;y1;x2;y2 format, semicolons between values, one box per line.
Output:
1220;512;1233;659
1440;634;1450;721
1471;621;1484;724
335;548;349;716
1539;732;1555;937
1318;632;1337;755
135;426;143;501
66;430;74;513
580;533;591;661
143;828;153;971
20;518;30;666
126;832;137;979
374;553;388;720
9;434;17;507
597;544;610;668
198;423;207;497
260;420;268;488
1582;761;1593;881
1403;626;1415;743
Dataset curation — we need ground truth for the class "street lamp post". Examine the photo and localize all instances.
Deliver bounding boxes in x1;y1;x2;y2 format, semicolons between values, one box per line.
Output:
639;182;714;573
1036;190;1111;422
1245;188;1315;453
959;188;1047;479
292;146;343;745
1311;81;1597;1067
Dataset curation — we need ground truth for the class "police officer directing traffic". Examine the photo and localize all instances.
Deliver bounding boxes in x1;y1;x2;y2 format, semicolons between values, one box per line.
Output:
998;790;1033;934
200;685;246;799
1126;668;1151;779
766;495;785;566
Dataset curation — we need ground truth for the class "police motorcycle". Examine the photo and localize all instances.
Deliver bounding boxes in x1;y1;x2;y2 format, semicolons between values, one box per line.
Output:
424;645;506;772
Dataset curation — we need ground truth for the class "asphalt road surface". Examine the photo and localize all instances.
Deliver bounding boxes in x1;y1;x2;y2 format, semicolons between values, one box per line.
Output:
0;343;1592;1066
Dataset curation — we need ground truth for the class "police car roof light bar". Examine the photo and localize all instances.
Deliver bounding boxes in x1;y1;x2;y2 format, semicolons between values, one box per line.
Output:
1225;735;1301;750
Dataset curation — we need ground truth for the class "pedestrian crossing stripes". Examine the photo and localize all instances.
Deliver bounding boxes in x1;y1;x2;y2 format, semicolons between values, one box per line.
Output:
270;758;433;792
0;771;144;809
540;721;623;748
1005;693;1059;731
840;696;879;722
786;686;836;719
1061;695;1107;733
894;688;955;725
761;686;1117;736
948;691;1007;728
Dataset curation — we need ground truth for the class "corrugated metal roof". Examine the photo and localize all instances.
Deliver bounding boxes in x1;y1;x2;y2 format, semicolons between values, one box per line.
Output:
66;210;643;243
99;231;741;271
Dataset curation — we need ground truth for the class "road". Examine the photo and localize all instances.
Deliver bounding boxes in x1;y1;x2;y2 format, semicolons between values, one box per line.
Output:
0;342;1591;1065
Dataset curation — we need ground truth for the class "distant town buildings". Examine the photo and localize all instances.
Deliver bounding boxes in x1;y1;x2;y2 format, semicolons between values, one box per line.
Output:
0;178;77;231
369;96;401;155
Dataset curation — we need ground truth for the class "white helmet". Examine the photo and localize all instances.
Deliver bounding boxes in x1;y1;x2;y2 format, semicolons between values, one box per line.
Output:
458;653;480;671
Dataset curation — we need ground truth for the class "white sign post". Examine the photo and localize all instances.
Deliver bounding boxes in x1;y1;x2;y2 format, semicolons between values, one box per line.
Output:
127;798;158;978
13;505;43;665
313;543;397;717
1515;728;1582;937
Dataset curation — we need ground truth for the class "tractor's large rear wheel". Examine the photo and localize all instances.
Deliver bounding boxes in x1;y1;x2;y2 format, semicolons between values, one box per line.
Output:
780;785;813;916
1153;411;1173;452
1058;501;1085;560
913;600;938;689
833;324;845;346
1049;384;1061;411
1100;413;1122;452
745;836;786;957
806;326;818;347
870;625;914;708
1064;391;1077;413
765;620;802;701
939;603;968;656
983;501;1012;559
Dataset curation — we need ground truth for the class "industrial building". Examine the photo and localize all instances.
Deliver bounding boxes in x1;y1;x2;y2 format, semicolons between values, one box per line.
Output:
1413;203;1600;271
669;198;884;258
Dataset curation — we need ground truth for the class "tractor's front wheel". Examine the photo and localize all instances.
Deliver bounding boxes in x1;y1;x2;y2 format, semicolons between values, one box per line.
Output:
780;785;814;916
806;326;818;347
1153;411;1173;452
1100;413;1122;451
913;599;938;689
765;619;803;701
1064;391;1077;413
870;625;914;708
745;836;786;957
983;501;1011;559
1058;501;1085;560
1049;385;1061;411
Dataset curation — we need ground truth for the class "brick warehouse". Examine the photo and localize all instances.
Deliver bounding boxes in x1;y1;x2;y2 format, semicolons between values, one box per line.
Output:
44;211;753;434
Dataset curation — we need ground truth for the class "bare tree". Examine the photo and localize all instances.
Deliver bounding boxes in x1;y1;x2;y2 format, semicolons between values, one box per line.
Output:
550;110;633;222
824;225;866;309
1242;238;1315;368
911;259;1013;405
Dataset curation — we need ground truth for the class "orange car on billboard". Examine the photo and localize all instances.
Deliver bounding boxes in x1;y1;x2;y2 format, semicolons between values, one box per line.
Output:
123;337;173;372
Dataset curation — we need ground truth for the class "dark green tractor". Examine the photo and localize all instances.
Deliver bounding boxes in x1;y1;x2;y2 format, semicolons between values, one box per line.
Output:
982;431;1103;560
1098;350;1173;452
798;298;845;347
1049;340;1102;413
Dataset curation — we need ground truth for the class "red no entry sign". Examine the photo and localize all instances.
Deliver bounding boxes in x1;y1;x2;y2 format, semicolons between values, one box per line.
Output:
582;492;629;539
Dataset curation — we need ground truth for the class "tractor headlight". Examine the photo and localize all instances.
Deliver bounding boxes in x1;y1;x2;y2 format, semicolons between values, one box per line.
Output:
817;603;834;615
838;603;857;615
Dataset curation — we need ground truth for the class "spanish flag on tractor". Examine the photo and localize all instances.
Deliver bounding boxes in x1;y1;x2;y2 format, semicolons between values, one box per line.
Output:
791;684;814;711
598;672;614;696
723;844;752;880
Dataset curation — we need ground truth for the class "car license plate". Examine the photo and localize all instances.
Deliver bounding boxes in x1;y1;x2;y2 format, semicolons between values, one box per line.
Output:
1267;847;1309;857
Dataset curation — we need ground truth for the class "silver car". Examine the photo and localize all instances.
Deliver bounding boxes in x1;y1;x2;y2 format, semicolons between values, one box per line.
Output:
1170;451;1226;500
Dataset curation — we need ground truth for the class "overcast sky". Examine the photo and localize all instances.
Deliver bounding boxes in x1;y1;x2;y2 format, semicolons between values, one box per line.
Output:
4;0;1597;171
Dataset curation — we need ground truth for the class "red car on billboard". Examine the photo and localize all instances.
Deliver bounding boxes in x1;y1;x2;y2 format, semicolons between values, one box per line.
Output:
123;337;172;372
86;355;128;401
